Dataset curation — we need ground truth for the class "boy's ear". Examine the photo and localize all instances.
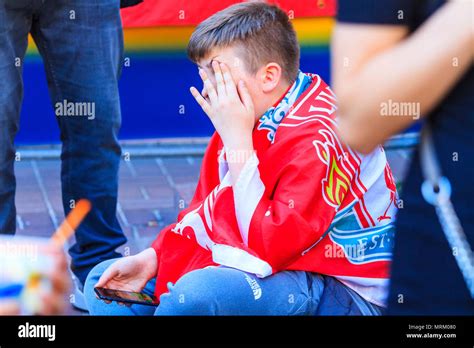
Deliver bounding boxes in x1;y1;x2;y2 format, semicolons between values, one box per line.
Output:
260;62;283;93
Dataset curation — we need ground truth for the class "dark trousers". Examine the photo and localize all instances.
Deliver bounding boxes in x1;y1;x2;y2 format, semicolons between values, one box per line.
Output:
388;134;474;315
0;0;127;284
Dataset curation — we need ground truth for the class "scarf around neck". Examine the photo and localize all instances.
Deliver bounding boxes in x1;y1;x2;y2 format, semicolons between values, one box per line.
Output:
257;71;313;143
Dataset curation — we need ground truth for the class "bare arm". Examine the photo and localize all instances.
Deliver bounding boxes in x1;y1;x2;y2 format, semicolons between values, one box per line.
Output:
332;0;474;153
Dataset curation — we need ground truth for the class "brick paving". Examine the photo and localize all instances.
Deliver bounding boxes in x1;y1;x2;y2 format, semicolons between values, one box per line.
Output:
14;150;204;315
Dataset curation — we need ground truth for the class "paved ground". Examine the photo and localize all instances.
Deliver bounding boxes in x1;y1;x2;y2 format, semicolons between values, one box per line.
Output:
15;155;203;247
14;148;204;315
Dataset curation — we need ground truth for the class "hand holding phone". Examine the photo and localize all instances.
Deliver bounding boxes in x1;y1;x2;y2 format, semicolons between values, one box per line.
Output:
94;248;158;296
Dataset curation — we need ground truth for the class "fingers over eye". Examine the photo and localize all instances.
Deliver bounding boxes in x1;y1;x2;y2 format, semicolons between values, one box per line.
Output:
212;60;226;96
220;63;237;97
199;69;217;102
190;87;212;115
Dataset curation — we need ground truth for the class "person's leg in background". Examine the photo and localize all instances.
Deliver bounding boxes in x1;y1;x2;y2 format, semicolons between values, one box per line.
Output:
84;259;157;316
0;1;33;236
29;0;127;307
388;147;474;315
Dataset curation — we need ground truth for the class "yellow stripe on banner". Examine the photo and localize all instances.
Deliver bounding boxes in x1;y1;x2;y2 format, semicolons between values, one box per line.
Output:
26;17;334;56
123;26;195;52
294;17;334;47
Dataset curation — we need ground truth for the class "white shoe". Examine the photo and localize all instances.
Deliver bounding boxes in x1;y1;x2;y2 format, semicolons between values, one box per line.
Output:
71;278;89;312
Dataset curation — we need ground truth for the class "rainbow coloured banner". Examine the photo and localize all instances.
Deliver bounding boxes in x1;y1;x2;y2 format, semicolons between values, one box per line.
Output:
27;1;335;56
121;0;336;27
120;17;334;54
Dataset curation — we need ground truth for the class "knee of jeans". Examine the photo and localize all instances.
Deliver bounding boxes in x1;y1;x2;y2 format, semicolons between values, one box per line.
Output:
0;77;22;124
84;259;119;296
59;116;121;145
0;125;17;190
0;118;18;151
157;268;223;315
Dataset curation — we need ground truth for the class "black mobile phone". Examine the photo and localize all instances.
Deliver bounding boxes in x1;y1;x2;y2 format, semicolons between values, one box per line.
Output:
94;287;159;306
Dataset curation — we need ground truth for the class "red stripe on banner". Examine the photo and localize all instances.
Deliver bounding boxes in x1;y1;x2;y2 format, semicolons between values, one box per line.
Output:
354;202;369;228
121;0;336;28
360;198;376;227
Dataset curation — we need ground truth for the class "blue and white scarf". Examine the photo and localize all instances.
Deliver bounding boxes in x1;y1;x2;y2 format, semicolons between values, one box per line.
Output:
257;71;313;143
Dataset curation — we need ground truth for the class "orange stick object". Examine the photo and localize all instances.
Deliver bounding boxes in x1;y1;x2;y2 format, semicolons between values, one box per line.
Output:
50;199;91;248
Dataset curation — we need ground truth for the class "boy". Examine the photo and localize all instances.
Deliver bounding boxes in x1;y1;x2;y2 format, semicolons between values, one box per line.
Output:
85;2;397;315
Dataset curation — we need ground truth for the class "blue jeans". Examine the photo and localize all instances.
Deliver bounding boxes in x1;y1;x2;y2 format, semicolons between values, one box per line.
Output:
0;0;127;284
85;259;383;315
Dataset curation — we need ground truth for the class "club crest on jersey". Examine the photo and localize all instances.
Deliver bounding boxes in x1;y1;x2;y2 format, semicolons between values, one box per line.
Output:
313;128;354;209
329;220;395;264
